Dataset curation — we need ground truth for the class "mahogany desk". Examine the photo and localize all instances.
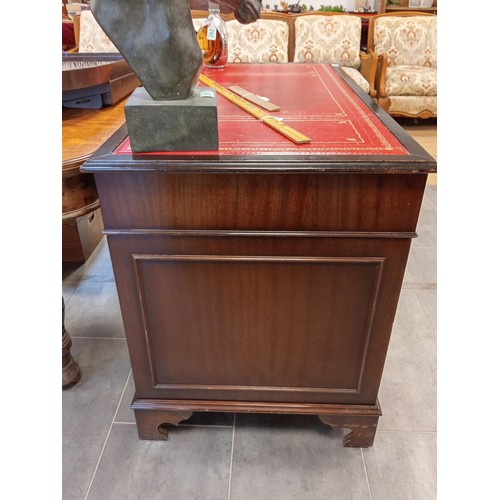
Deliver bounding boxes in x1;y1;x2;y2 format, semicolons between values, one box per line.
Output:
82;64;436;447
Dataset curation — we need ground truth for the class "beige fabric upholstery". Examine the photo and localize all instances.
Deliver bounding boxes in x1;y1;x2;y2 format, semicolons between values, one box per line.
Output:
372;15;437;117
226;19;289;63
78;10;118;53
373;16;437;68
388;96;437;116
293;15;362;69
385;65;436;96
341;66;370;94
293;15;371;94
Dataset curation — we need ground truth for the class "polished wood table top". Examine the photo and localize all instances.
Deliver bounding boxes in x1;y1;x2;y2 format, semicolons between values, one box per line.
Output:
62;98;127;220
62;98;127;173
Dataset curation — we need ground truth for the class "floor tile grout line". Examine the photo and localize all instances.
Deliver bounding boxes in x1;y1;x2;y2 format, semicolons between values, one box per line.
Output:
83;369;132;500
414;289;437;336
405;284;437;292
61;288;77;303
361;449;374;500
112;369;132;425
424;189;437;211
226;414;236;500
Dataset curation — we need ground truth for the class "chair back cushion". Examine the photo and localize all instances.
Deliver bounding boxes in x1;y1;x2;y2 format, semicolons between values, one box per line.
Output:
79;10;119;53
373;16;437;68
226;19;289;63
293;14;362;69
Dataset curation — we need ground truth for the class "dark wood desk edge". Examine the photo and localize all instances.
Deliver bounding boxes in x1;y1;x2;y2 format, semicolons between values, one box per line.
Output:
82;132;436;174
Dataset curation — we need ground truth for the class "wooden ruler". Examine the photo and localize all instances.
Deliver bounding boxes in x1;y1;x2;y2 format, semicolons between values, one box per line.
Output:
227;85;280;112
199;74;311;145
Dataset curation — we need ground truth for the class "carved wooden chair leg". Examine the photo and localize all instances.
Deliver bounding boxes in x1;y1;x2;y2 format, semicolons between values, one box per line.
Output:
62;297;81;389
319;414;379;448
134;410;194;440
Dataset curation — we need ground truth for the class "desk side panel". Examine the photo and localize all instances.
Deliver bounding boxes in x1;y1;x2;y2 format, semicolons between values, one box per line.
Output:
107;233;411;405
95;172;427;233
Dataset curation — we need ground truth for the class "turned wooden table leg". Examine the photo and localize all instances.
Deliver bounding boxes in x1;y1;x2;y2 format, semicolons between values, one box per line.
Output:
62;296;81;389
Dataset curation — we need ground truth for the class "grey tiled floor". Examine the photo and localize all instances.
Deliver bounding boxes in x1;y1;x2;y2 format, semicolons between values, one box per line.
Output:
62;185;436;500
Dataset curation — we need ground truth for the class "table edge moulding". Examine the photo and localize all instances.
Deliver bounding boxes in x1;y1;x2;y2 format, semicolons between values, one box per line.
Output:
82;64;436;448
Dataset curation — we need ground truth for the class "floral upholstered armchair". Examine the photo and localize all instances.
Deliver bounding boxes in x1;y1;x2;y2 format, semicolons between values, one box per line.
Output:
293;13;377;97
226;14;290;63
368;12;437;118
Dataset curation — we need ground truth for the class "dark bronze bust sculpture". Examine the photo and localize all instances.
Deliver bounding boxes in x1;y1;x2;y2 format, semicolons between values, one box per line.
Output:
91;0;261;100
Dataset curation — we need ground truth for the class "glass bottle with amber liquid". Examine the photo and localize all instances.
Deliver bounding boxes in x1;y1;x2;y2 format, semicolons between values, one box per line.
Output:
197;1;228;68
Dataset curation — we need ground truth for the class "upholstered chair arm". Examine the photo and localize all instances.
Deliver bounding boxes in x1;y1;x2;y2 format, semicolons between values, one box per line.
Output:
359;49;377;98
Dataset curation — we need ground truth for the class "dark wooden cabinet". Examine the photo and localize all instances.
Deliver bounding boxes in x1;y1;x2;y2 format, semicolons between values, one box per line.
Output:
83;64;436;447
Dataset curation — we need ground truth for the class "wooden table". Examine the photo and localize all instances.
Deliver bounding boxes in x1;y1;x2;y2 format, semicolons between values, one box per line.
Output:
62;98;126;262
82;64;436;447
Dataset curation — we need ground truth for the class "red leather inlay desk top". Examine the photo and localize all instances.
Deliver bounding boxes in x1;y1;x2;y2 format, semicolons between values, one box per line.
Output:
114;64;409;157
